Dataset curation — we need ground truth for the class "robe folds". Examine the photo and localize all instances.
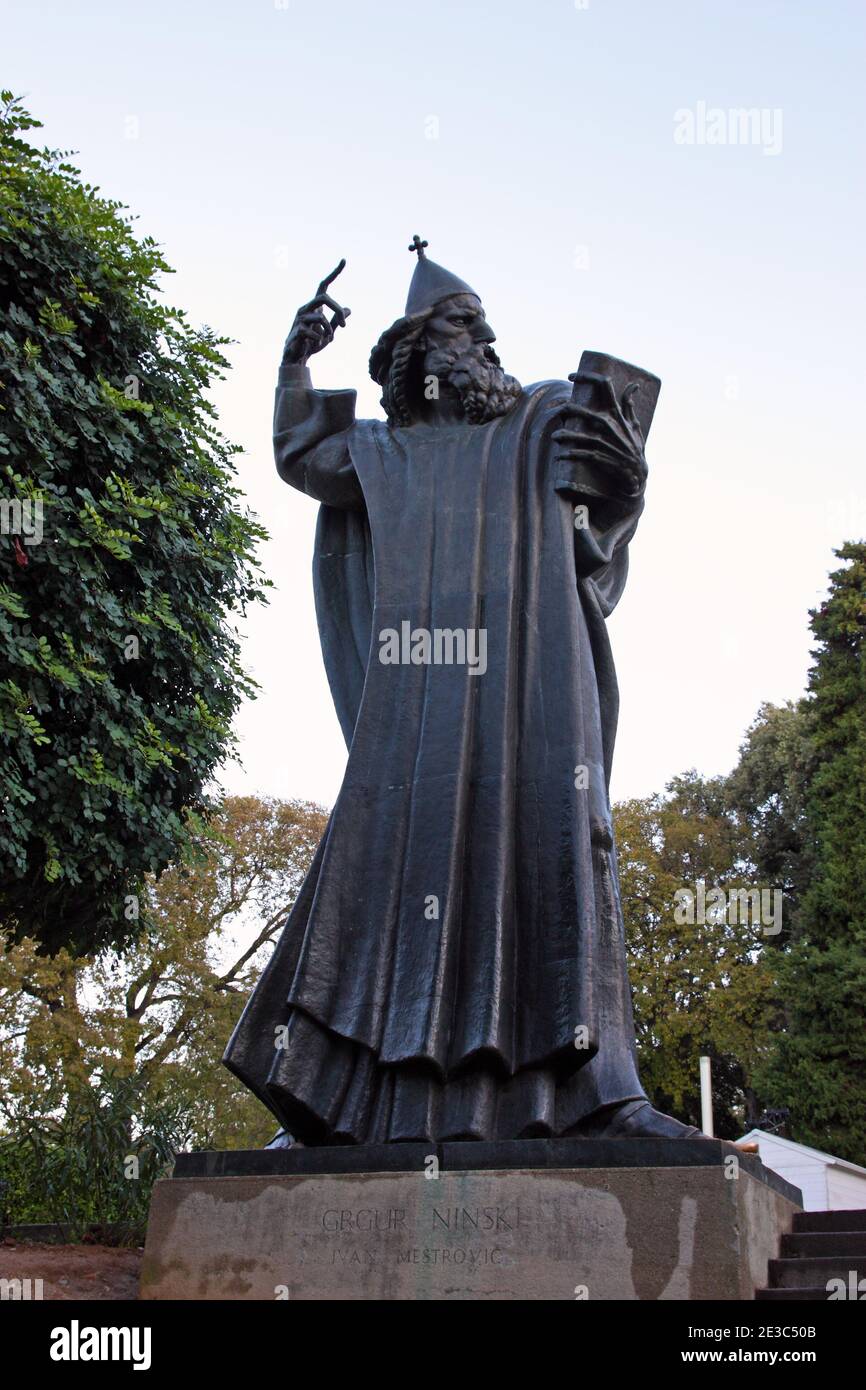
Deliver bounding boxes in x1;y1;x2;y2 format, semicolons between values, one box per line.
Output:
223;362;650;1143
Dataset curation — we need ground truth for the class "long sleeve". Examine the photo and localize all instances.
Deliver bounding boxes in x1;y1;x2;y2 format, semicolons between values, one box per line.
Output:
554;452;645;602
273;362;364;510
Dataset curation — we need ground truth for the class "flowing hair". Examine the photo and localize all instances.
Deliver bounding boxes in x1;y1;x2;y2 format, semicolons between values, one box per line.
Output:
368;308;434;427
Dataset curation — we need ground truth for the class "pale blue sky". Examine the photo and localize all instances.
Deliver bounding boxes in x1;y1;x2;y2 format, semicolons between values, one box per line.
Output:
6;0;866;805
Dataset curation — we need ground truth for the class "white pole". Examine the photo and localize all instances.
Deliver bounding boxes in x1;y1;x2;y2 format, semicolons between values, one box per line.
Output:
699;1055;714;1136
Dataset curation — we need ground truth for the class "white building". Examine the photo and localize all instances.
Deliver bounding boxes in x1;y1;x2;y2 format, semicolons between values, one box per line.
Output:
738;1129;866;1211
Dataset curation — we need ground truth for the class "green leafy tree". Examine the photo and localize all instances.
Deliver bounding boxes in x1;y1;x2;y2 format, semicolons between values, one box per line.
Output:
759;544;866;1162
726;700;815;939
0;94;268;953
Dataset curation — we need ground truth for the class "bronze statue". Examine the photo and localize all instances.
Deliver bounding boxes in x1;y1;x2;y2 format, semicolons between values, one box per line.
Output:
224;240;699;1145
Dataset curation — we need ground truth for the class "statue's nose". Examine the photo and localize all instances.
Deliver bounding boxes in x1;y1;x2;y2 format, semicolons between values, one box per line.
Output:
473;318;496;345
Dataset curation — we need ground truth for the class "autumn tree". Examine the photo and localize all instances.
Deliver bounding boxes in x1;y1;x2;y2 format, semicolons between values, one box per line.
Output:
615;774;779;1136
0;795;325;1228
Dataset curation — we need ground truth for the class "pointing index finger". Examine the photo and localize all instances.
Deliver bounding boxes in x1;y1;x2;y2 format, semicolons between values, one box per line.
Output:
315;259;347;297
312;259;350;328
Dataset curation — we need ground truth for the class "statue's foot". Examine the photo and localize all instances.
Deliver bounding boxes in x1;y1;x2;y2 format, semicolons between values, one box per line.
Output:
265;1128;302;1149
580;1099;703;1140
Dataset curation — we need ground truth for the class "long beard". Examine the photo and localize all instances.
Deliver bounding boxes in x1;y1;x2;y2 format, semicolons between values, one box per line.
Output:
426;344;522;424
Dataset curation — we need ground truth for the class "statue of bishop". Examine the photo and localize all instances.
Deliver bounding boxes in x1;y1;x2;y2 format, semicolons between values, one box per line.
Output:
224;240;700;1146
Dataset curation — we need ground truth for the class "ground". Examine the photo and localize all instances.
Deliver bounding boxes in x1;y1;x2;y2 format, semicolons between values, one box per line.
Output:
0;1240;142;1300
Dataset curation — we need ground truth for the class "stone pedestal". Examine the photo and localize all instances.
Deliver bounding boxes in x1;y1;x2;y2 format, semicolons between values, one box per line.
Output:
140;1138;801;1301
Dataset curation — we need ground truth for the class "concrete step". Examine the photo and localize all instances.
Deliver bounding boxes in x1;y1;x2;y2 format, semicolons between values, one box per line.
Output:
782;1231;866;1258
756;1286;831;1301
793;1209;866;1233
768;1255;866;1290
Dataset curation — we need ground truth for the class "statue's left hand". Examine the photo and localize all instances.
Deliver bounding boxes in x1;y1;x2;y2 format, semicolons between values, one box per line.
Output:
552;372;648;495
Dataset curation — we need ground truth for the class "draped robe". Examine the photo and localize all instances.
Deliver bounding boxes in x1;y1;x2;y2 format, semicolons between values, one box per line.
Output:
223;360;650;1143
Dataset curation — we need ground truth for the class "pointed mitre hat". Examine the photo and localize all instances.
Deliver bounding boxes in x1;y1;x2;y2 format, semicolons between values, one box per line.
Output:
404;235;479;316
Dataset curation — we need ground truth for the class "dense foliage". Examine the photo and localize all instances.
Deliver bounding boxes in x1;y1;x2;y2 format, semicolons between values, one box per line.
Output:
0;93;268;954
0;1074;183;1243
758;544;866;1161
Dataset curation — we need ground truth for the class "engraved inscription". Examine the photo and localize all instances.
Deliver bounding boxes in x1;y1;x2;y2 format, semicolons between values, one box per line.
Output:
431;1205;523;1232
320;1207;406;1232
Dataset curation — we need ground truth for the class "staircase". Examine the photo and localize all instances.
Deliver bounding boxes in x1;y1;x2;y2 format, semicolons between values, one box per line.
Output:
756;1209;866;1300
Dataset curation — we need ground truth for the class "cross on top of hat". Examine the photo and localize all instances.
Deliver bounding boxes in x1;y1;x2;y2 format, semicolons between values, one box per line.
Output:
408;234;428;260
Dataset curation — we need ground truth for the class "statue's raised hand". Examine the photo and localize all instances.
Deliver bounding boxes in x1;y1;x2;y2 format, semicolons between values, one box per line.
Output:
282;260;351;366
552;371;648;495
